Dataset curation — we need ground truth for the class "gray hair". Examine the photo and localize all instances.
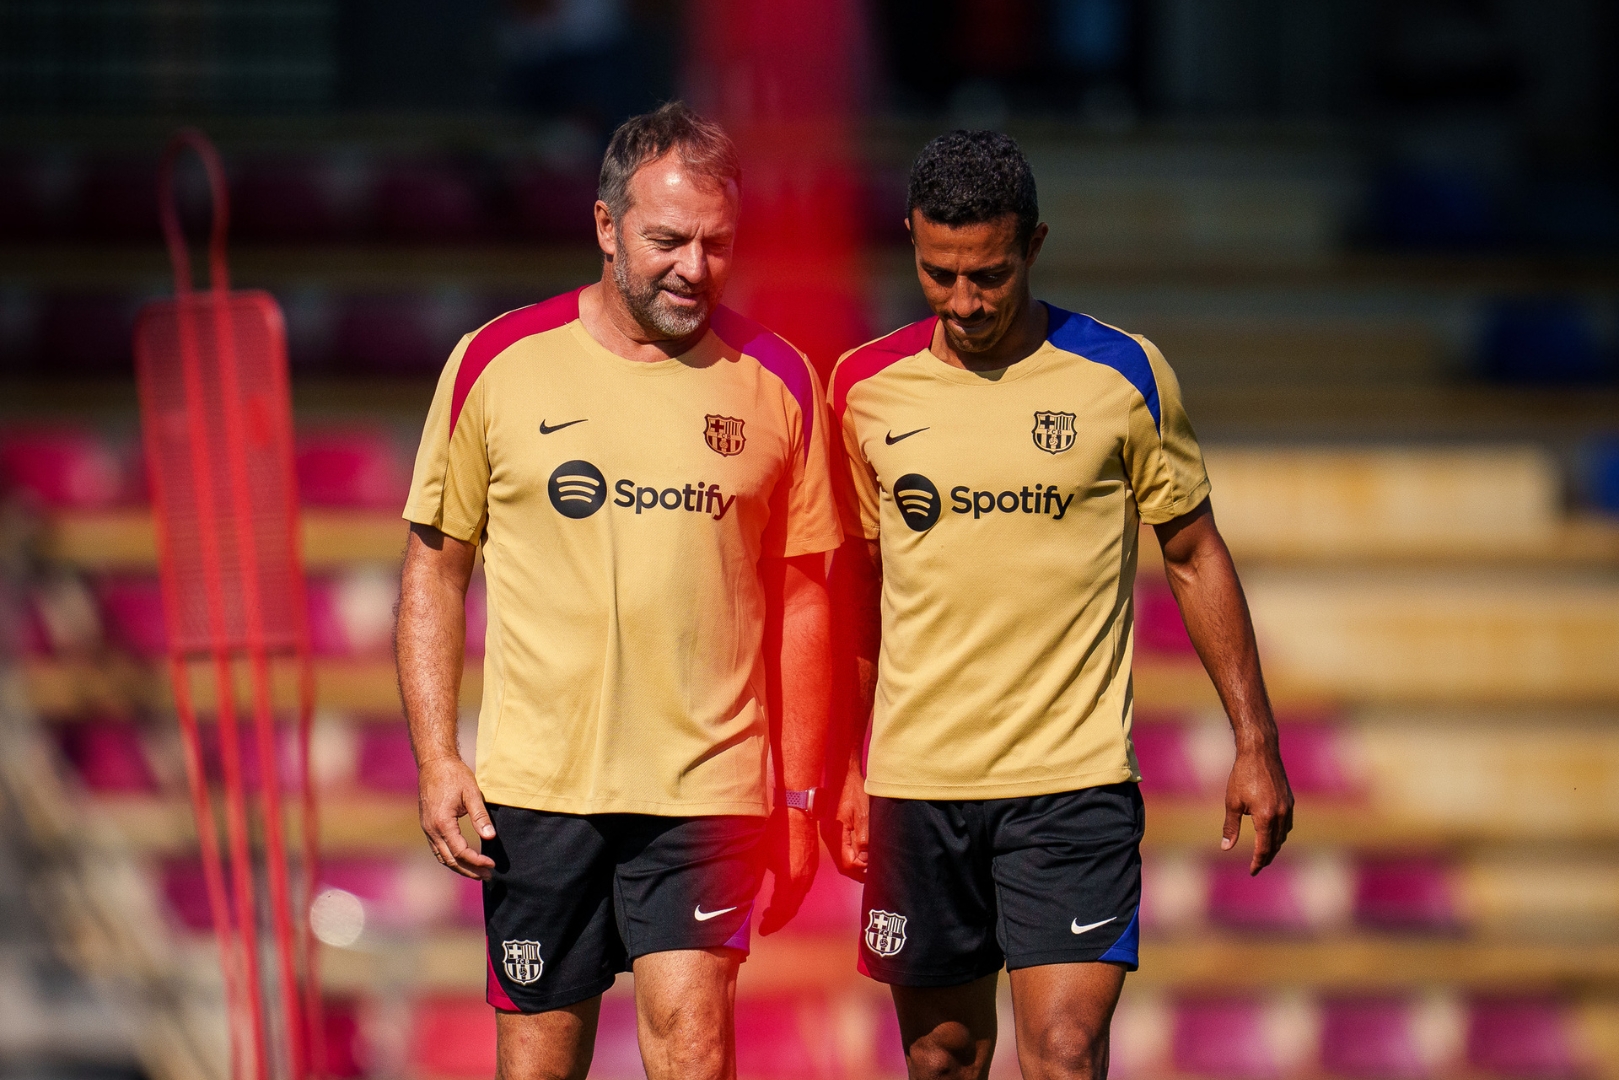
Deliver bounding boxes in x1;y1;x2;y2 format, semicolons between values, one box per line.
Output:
598;101;741;221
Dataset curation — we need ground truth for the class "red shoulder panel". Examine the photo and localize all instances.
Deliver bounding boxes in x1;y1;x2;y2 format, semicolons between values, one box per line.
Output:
449;287;584;437
830;317;937;421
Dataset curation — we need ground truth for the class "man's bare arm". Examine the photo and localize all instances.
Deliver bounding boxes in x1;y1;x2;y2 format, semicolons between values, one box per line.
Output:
1153;498;1294;874
396;522;495;879
823;536;881;881
758;553;832;934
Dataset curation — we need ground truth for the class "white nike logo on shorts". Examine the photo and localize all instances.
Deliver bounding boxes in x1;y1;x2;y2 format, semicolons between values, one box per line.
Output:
694;905;737;922
1070;916;1116;935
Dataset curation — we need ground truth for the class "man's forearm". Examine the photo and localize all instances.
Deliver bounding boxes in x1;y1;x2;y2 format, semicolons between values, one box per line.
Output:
396;525;475;766
1156;507;1277;748
778;577;832;791
826;538;881;801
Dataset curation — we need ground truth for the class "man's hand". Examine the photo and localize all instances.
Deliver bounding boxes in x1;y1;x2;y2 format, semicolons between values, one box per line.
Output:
1223;744;1294;874
418;756;496;880
822;770;869;882
760;809;819;935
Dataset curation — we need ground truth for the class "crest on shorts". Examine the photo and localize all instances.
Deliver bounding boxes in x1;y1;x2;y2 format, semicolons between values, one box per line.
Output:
864;909;908;957
1032;411;1077;454
704;415;746;456
502;939;544;985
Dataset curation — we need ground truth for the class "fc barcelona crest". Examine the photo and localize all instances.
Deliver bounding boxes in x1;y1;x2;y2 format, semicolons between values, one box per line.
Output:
864;909;908;957
704;414;746;456
502;939;544;985
1032;410;1077;454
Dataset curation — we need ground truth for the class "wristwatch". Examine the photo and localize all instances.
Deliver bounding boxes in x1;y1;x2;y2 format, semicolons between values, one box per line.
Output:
782;787;822;817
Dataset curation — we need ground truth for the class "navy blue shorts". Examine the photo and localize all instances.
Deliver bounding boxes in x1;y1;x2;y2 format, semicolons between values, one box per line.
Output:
482;807;766;1013
860;783;1143;987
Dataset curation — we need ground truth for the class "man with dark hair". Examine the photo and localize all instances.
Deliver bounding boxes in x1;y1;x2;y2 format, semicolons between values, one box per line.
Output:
396;101;842;1079
824;129;1294;1078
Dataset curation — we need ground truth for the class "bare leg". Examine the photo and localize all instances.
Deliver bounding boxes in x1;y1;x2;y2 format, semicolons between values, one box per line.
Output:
633;947;741;1080
1008;962;1126;1080
890;973;999;1080
495;996;601;1080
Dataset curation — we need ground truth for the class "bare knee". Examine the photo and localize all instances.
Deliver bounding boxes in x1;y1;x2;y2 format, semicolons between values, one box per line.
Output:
638;996;731;1079
1021;1021;1109;1080
496;1004;597;1080
906;1022;991;1080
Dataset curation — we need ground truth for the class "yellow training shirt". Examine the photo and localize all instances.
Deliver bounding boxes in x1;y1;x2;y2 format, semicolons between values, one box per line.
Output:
405;288;843;816
830;304;1210;800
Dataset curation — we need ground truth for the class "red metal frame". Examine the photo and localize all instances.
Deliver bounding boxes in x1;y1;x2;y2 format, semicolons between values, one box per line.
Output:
135;128;323;1080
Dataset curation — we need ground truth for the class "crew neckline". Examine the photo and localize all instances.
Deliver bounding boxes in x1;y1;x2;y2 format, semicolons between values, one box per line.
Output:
566;318;718;376
918;302;1057;386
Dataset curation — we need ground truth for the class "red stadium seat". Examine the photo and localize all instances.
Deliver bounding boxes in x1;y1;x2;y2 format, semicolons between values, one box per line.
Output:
409;997;495;1078
233;156;371;244
590;998;644;1077
1467;999;1580;1078
94;575;167;658
735;995;841;1080
1354;858;1458;931
1131;720;1205;795
354;721;419;793
295;428;412;509
1319;998;1430;1077
56;720;159;793
1172;999;1279;1077
1276;720;1360;797
320;998;369;1078
0;427;140;509
1206;861;1312;932
76;158;163;242
37;292;146;376
1134;581;1195;654
306;571;400;658
508;164;600;244
332;292;464;374
197;722;303;794
161;857;226;932
373;161;485;243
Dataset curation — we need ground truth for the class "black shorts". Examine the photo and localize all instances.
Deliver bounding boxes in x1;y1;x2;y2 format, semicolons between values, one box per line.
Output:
860;783;1143;987
482;806;766;1013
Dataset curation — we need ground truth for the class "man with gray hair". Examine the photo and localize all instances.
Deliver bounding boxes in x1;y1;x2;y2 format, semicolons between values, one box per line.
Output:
396;102;842;1078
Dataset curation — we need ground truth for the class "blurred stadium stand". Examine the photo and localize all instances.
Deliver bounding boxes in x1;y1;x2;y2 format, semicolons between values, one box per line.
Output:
2;1;1618;1078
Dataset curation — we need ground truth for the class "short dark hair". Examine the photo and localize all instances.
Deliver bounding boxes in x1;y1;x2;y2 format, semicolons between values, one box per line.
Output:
906;130;1039;248
598;101;741;220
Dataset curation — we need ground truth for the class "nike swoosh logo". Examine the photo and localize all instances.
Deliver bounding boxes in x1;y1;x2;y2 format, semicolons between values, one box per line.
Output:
1071;917;1116;935
885;427;929;445
539;418;587;434
694;905;737;922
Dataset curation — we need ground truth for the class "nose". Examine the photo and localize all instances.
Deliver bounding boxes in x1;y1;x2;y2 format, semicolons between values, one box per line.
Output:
949;277;981;318
672;239;708;285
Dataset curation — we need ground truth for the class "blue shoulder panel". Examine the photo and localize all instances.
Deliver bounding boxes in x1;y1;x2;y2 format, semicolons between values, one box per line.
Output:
1045;304;1160;432
1097;905;1140;970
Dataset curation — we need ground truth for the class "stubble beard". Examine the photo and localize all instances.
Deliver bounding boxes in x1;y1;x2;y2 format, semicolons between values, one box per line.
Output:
612;243;712;340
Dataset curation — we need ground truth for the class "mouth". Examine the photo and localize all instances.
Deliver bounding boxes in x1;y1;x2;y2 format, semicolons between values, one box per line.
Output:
946;315;993;336
658;280;706;306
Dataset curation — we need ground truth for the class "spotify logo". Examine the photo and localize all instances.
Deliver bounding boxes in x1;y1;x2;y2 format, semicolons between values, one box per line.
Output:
893;473;941;532
547;460;607;518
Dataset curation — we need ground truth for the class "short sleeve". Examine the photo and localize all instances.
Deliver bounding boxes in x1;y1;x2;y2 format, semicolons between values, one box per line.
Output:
1125;337;1211;525
828;354;880;540
403;334;491;543
759;357;846;559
